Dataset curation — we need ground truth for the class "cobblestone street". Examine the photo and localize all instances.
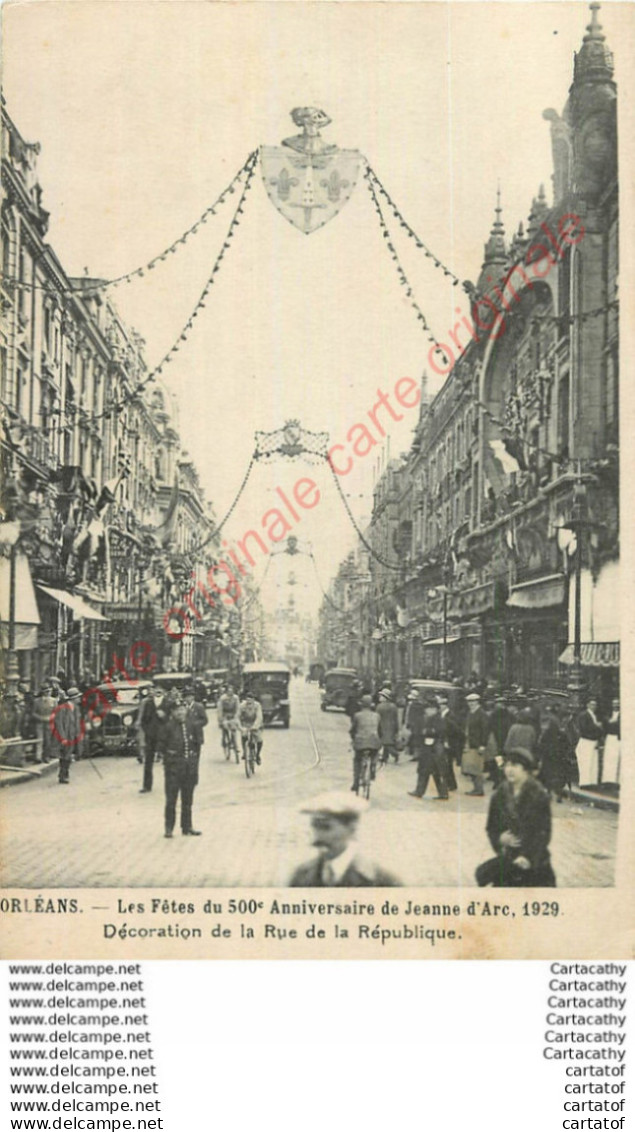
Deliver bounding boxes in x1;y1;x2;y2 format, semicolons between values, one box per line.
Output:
0;683;618;888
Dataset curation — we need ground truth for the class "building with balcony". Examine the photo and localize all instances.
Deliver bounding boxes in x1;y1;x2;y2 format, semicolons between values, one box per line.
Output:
320;4;619;706
1;97;218;688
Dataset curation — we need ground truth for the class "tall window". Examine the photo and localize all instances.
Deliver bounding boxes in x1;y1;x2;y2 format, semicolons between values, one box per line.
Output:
1;219;12;281
558;375;570;458
18;249;29;320
605;352;618;441
607;219;618;343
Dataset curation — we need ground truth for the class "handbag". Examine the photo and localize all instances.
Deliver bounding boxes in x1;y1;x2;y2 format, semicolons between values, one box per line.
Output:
462;746;485;775
396;724;411;752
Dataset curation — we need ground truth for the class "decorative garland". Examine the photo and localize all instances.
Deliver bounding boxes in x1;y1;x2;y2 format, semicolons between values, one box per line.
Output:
41;151;259;435
365;170;450;368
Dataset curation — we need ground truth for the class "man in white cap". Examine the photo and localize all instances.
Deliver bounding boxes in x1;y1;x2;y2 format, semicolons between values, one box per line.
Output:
289;792;400;886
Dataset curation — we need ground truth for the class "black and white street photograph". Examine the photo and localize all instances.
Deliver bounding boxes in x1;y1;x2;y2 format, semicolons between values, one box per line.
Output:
0;2;628;890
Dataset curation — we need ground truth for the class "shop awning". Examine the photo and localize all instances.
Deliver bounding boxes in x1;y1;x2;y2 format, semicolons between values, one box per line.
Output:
0;553;41;650
422;636;461;647
559;642;620;668
37;584;108;621
507;574;565;609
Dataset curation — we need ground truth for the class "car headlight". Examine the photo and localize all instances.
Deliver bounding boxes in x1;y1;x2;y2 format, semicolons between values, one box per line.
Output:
123;714;133;727
91;718;102;729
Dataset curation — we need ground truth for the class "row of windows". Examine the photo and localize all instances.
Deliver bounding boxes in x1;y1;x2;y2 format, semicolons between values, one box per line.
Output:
426;405;475;492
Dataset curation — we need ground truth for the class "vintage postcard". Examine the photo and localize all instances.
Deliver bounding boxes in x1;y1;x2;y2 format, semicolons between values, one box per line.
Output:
1;1;633;959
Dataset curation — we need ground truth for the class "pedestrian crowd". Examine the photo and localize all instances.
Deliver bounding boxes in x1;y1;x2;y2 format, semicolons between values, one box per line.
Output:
0;666;620;889
341;674;620;800
340;673;620;888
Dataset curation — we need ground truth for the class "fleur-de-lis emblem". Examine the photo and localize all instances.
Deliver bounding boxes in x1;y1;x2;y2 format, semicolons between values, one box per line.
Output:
320;170;350;202
269;168;299;202
261;110;360;234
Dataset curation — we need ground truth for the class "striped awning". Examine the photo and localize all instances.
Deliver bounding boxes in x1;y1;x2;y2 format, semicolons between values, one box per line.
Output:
558;642;620;668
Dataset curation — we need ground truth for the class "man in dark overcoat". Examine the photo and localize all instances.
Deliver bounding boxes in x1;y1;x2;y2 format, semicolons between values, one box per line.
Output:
162;699;203;838
139;686;169;794
184;687;208;754
437;693;462;791
537;707;570;803
408;695;449;800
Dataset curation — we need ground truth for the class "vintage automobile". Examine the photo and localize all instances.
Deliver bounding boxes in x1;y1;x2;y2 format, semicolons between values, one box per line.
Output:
320;668;358;711
405;679;463;715
87;680;153;757
306;662;326;685
152;672;196;698
198;668;229;706
241;661;291;727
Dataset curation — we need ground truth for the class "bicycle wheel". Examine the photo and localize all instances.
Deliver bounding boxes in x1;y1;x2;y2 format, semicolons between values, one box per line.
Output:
222;728;230;760
250;735;257;775
232;731;240;764
360;754;372;800
243;738;252;778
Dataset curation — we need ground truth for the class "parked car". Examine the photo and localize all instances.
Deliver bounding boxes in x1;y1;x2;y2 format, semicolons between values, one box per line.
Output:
320;668;358;711
241;662;291;727
87;681;153;757
198;668;229;706
152;672;197;699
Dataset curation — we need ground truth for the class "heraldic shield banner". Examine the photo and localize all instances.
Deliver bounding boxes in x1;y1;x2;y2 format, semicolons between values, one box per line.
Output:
260;145;361;234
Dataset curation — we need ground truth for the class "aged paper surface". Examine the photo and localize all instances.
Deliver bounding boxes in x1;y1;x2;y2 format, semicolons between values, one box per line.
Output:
1;0;634;959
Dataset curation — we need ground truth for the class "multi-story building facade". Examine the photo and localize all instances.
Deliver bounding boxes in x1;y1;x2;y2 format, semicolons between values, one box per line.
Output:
1;96;218;687
318;544;371;672
321;5;620;705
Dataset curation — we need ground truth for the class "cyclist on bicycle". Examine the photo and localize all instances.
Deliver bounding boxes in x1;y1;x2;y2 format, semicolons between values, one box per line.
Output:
217;684;240;747
239;690;264;765
350;693;381;792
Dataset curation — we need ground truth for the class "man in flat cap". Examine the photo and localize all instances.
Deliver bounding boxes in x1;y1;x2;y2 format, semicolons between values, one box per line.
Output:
162;697;203;838
350;693;381;792
289;792;400;886
475;748;556;887
462;692;490;796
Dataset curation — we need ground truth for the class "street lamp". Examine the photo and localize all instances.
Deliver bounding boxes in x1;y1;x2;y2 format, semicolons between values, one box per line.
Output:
428;582;453;676
557;473;590;711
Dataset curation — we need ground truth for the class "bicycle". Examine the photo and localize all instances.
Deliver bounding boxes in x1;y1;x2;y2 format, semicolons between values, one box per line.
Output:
221;721;239;763
242;728;260;779
355;749;375;800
